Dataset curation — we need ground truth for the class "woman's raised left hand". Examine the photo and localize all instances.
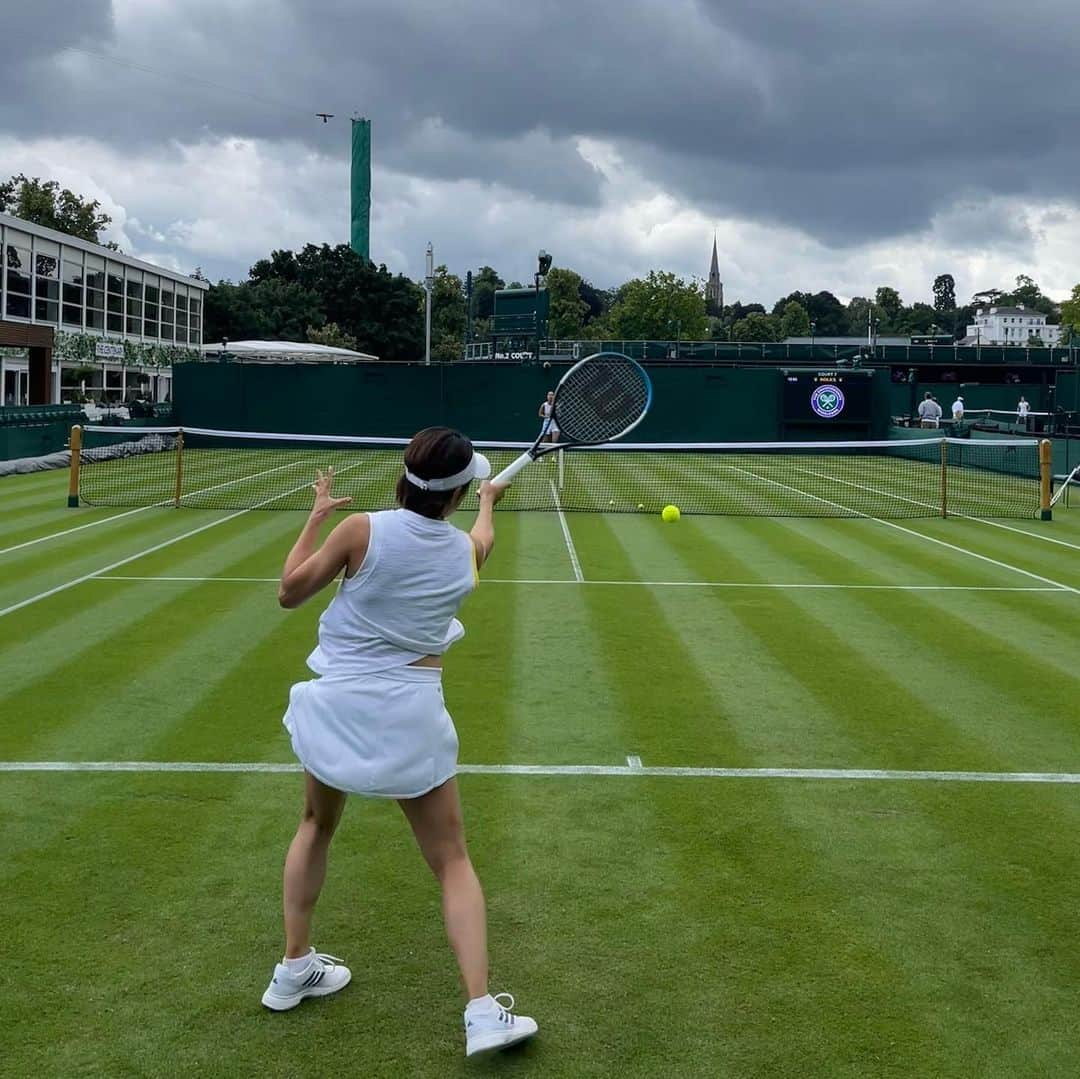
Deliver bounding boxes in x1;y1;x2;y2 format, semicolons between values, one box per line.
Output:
310;467;353;521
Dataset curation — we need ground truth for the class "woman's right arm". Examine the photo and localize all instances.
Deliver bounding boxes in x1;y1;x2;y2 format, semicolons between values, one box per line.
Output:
470;481;507;569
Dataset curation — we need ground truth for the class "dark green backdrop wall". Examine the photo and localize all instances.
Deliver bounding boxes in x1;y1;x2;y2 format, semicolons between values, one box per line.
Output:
175;362;1072;444
174;363;791;442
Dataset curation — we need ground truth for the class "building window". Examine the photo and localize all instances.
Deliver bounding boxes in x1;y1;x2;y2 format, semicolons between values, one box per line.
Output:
85;254;106;322
30;236;60;323
160;287;175;342
126;271;144;335
62;248;85;327
5;231;32;317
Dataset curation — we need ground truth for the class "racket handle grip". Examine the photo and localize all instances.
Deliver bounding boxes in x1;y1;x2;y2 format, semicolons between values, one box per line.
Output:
491;451;534;486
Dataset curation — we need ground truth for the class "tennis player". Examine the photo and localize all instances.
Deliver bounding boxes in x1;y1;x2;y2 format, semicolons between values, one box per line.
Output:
951;395;965;422
538;391;559;443
261;427;538;1059
1017;396;1031;426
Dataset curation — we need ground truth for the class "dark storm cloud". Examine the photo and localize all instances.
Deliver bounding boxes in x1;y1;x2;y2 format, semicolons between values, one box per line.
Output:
3;0;1080;244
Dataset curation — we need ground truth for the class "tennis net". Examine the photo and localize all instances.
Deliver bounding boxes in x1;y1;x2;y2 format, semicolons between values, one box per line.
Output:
70;425;1052;519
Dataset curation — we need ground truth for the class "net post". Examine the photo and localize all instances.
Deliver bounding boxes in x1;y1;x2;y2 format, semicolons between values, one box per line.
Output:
939;438;948;518
67;425;82;508
1039;438;1053;520
174;429;185;508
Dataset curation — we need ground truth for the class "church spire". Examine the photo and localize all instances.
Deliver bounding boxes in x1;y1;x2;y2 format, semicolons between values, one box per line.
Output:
706;233;723;316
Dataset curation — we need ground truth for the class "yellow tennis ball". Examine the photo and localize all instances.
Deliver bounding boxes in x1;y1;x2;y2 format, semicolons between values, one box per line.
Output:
637;503;645;510
661;504;681;523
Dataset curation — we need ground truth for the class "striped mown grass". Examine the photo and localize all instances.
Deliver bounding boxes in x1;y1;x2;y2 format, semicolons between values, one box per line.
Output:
2;465;1079;1077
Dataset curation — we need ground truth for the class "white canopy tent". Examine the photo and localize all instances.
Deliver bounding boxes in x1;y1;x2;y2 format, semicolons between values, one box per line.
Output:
201;340;379;363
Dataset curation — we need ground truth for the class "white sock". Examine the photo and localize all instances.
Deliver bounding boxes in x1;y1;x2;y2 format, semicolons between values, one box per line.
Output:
466;994;496;1013
284;949;315;974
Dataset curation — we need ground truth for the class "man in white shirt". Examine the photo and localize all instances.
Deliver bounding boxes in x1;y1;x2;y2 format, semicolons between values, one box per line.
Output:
1017;396;1030;427
917;392;943;428
951;396;965;422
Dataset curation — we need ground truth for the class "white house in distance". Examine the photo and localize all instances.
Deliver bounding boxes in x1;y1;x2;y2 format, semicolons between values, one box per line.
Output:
963;305;1060;346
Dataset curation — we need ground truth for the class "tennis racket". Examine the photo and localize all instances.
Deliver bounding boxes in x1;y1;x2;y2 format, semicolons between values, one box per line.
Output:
492;352;653;485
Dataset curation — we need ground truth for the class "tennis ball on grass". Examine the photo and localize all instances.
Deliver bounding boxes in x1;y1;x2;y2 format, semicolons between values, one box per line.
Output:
661;504;681;523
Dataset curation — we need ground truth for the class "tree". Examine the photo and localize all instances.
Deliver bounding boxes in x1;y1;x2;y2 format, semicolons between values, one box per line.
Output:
578;279;612;327
545;267;589;339
895;302;938;335
306;322;359;351
0;173;117;247
731;312;782;342
603;271;707;341
874;286;903;326
779;300;811;338
845;296;873;338
998;274;1056;317
932;274;956;313
771;291;845;335
1057;284;1080;344
206;244;424;360
425;266;466;362
470;266;504;321
204;277;324;343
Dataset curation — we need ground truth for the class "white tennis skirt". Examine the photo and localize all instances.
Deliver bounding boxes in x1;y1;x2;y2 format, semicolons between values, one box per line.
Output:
283;666;459;799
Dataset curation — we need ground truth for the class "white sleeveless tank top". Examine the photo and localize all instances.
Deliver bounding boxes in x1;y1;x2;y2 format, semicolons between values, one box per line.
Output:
307;509;477;677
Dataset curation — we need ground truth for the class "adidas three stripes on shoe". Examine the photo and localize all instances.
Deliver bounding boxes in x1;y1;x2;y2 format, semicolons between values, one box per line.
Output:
261;950;352;1011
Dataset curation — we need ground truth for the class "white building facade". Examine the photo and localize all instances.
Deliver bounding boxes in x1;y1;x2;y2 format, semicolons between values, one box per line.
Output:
964;305;1060;346
0;213;209;405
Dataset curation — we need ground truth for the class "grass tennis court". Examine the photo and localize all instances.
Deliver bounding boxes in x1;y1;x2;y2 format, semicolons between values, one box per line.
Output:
3;464;1080;1077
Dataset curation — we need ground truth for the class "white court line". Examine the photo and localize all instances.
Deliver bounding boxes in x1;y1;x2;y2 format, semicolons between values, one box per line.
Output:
0;461;368;620
725;463;1079;596
0;504;160;557
0;457;315;558
549;479;584;583
4;760;1080;784
793;464;1080;553
91;574;1066;593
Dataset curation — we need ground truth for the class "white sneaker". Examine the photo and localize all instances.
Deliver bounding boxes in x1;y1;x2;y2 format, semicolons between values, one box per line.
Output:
464;993;538;1057
261;950;352;1011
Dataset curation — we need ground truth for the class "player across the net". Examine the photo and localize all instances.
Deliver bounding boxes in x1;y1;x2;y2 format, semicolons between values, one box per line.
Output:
69;426;1054;520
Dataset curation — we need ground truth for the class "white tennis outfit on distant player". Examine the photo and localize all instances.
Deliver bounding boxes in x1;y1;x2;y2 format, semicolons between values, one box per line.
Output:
1018;398;1030;420
951;397;964;421
283;508;477;798
539;399;557;437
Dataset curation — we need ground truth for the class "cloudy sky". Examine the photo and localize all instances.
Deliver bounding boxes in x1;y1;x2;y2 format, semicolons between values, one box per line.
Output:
3;0;1079;307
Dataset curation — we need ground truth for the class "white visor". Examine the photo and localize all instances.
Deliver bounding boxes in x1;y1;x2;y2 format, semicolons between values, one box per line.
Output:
404;451;492;491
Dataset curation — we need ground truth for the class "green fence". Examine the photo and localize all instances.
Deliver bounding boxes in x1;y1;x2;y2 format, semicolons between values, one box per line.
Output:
172;362;1080;445
0;405;86;462
175;363;897;442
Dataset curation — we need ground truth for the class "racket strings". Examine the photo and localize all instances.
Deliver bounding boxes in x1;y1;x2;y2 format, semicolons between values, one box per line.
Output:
553;356;651;444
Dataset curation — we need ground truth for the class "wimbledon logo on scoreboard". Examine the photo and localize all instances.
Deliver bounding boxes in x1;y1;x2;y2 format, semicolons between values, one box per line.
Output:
810;383;845;418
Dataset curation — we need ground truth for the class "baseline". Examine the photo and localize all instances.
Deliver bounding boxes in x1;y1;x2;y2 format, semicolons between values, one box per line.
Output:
3;760;1080;785
90;574;1066;593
